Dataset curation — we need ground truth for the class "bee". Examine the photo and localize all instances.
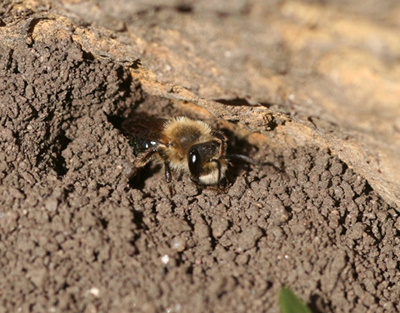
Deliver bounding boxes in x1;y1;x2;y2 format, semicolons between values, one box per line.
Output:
122;113;231;195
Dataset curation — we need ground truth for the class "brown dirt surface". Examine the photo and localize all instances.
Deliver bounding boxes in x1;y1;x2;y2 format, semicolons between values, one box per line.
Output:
1;17;400;313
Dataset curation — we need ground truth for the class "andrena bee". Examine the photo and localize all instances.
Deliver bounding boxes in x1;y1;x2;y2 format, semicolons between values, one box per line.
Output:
122;113;230;194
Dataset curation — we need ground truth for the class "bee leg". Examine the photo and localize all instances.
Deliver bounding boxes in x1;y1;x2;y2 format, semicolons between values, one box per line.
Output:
190;177;200;185
226;154;258;165
214;159;228;192
190;177;206;193
134;147;158;168
213;131;228;157
164;161;175;197
205;184;228;194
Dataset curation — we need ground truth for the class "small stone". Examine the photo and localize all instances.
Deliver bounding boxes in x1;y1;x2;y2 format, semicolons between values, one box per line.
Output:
171;236;186;252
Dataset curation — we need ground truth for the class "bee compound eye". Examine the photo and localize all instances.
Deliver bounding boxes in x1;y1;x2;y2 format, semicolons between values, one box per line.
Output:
188;149;201;177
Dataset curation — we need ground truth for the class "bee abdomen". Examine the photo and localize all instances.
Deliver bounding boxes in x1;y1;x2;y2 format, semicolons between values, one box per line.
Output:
129;136;158;156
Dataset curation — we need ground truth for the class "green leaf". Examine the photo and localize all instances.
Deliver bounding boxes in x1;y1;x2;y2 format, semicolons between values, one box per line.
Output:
280;287;312;313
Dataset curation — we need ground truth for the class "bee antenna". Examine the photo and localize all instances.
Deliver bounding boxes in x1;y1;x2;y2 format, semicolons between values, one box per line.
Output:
226;154;258;165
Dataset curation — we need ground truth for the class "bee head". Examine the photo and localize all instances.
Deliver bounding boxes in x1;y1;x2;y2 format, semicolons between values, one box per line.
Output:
188;140;227;185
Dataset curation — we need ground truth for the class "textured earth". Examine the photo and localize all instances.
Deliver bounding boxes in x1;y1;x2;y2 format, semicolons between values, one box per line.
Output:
1;30;400;313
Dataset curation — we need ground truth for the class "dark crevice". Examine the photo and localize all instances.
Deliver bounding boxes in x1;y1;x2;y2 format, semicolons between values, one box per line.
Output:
215;98;256;107
106;114;124;130
131;209;144;231
263;114;279;130
98;217;108;230
175;4;193;13
131;59;142;69
53;132;72;177
82;50;95;61
363;181;373;195
26;17;48;36
309;294;332;313
116;65;133;95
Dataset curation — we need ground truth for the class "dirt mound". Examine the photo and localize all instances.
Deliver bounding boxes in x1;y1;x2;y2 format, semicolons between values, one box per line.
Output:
1;30;399;313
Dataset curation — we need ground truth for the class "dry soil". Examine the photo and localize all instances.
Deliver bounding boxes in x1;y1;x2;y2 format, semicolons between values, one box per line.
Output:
1;28;400;313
